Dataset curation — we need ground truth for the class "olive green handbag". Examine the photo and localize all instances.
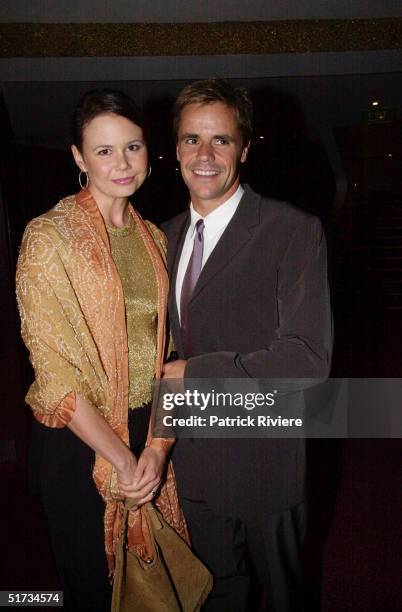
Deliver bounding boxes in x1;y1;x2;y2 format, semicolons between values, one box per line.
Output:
111;501;212;612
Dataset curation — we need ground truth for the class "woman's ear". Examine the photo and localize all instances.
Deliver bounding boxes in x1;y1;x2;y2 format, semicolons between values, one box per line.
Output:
71;145;87;172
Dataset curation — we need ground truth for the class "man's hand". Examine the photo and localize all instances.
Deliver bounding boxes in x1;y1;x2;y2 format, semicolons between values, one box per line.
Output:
162;359;187;379
117;446;167;506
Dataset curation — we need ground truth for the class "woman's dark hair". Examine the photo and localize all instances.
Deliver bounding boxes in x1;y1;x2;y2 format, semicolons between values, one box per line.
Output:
173;79;253;145
71;89;145;151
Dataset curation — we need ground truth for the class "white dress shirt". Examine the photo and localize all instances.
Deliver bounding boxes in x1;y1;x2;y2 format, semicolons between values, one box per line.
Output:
175;185;244;322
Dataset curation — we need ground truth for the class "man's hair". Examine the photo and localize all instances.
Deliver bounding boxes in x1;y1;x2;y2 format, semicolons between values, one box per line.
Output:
173;79;253;145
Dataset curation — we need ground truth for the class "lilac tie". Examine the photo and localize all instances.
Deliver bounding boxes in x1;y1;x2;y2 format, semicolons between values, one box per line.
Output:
180;219;205;357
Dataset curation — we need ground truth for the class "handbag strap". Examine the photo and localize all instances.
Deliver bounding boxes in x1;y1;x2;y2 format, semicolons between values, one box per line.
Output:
125;498;138;512
116;499;138;546
118;502;161;562
124;500;162;524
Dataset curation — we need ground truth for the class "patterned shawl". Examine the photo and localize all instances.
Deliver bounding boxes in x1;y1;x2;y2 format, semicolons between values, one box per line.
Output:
16;189;187;573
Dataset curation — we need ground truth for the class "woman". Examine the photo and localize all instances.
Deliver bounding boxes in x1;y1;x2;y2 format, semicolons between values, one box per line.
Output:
16;90;186;611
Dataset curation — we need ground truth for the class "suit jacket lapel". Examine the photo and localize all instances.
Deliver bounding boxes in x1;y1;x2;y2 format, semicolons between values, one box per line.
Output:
167;213;190;356
190;185;261;303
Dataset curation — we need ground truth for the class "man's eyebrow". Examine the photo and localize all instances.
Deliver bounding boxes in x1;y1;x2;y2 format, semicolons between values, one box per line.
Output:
214;133;234;142
180;133;198;140
179;133;234;142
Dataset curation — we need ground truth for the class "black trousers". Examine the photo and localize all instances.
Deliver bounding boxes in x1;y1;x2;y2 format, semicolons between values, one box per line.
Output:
180;498;307;612
30;405;150;612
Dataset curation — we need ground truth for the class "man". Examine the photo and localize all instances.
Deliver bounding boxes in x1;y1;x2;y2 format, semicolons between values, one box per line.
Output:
162;79;332;611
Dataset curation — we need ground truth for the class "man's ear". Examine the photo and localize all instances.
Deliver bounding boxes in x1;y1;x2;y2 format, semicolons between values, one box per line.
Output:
176;143;181;162
71;145;87;172
240;140;251;164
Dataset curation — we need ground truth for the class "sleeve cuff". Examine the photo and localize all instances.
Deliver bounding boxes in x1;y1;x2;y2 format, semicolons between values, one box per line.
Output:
148;437;175;454
32;391;77;428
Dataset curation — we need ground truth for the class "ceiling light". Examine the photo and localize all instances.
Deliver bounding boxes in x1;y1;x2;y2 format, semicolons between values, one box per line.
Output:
158;155;163;159
371;101;379;107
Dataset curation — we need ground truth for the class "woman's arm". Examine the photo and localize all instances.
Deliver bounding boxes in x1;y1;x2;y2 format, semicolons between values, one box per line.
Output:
68;394;134;474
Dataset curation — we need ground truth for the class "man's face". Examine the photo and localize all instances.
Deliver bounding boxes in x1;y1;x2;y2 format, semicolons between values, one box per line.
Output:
176;102;249;214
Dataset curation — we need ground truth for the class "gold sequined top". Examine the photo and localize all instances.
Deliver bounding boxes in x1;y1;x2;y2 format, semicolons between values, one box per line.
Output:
106;215;157;409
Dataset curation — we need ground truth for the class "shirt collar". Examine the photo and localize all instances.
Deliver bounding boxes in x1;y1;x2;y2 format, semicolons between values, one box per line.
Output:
189;184;244;236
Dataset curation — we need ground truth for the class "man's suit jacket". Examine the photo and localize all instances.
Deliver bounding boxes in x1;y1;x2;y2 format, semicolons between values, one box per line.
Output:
162;185;332;519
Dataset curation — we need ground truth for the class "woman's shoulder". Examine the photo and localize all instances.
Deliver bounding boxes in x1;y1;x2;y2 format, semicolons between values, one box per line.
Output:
24;194;77;233
145;220;167;257
19;195;83;265
144;219;166;245
128;205;166;256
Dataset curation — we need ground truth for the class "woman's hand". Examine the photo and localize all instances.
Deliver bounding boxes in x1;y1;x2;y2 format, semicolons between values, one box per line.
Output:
115;451;138;499
117;446;167;506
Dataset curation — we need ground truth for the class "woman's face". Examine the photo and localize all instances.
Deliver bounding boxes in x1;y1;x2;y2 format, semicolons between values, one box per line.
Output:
72;112;148;204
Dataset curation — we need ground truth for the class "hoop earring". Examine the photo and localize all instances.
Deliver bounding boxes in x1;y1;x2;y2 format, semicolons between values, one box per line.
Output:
79;170;89;190
147;165;152;179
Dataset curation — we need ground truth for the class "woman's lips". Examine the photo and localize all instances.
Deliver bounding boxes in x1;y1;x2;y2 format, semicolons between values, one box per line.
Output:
112;177;134;185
